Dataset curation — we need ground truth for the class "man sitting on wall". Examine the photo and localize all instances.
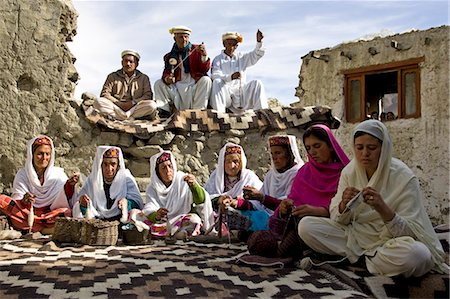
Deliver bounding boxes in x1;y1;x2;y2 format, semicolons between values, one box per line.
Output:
210;30;268;114
153;25;212;117
93;49;158;121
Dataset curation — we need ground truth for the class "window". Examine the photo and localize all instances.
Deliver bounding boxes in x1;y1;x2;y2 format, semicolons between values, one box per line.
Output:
343;57;423;123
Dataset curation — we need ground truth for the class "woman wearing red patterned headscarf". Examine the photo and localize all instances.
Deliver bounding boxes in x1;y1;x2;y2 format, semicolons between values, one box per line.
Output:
0;135;79;234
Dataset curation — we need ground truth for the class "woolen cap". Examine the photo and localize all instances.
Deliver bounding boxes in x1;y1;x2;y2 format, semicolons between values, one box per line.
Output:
222;32;243;43
169;25;192;35
121;49;140;60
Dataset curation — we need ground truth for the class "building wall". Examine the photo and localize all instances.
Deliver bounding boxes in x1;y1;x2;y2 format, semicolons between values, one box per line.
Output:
295;26;449;224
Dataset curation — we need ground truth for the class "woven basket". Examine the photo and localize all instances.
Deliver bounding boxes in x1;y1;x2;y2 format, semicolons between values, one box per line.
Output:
53;218;119;246
122;227;150;245
0;216;10;231
52;217;83;243
80;219;119;246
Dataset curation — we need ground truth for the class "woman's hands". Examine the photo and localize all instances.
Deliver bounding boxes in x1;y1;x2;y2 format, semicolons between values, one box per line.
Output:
155;208;169;221
22;192;36;205
242;185;264;201
362;186;395;222
339;187;361;213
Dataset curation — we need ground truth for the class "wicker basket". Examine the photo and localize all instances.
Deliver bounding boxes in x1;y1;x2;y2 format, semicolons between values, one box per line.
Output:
122;227;150;245
0;216;10;231
53;217;119;246
52;217;83;243
80;219;119;246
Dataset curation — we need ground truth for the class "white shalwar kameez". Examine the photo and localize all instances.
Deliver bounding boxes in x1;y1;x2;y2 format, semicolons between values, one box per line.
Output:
210;42;268;113
154;61;211;112
298;120;448;277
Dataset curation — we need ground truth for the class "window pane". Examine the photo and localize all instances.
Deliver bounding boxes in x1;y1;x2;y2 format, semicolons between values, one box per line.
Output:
349;80;361;120
405;72;416;115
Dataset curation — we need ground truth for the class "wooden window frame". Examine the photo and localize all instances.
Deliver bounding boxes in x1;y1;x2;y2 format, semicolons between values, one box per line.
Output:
343;57;424;123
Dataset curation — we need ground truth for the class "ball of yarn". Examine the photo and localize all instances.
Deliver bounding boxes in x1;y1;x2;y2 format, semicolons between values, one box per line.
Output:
247;230;278;258
298;257;313;271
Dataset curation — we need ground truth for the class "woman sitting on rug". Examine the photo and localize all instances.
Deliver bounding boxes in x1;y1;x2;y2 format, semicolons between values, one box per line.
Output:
220;136;304;232
298;120;447;277
72;146;143;221
248;124;349;259
0;135;79;234
204;143;264;233
141;151;214;239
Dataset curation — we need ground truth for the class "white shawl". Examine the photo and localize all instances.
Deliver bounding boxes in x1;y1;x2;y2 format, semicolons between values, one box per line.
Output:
261;135;304;199
204;143;263;199
12;136;69;209
143;151;214;231
73;146;142;219
330;120;446;272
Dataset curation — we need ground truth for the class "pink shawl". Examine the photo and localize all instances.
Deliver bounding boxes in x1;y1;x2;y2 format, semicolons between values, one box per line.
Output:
288;124;350;208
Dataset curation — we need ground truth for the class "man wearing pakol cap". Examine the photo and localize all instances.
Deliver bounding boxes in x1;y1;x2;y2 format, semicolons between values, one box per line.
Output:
153;25;212;116
210;30;268;114
93;49;157;121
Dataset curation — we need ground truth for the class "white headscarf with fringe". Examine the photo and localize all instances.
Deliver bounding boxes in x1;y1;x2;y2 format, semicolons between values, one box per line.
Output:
12;135;69;209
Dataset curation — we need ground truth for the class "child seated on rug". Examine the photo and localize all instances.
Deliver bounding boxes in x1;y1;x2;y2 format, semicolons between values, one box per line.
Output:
139;151;214;239
248;124;349;259
72;146;143;221
298;120;447;277
0;135;78;234
204;143;264;238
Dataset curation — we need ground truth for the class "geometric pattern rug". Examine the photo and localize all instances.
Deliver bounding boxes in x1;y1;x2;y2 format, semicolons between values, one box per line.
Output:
0;234;448;299
82;105;341;138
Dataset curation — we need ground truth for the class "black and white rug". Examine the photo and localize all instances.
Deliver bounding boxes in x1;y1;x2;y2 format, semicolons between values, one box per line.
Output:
0;231;447;298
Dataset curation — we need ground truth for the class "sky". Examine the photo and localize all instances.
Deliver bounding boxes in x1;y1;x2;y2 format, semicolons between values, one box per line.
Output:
69;0;448;106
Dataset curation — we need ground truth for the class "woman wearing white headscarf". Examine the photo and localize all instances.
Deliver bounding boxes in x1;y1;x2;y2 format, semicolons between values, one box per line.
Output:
142;151;214;238
299;120;447;277
205;143;264;232
72;146;143;220
205;143;263;200
0;135;78;233
241;135;304;213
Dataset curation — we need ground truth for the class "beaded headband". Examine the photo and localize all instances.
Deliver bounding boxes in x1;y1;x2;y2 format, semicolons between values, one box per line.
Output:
156;152;171;165
103;148;120;158
32;136;52;153
269;136;290;146
225;146;241;156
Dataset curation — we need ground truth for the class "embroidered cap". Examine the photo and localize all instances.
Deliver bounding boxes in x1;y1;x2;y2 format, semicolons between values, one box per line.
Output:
222;32;243;43
32;135;52;153
121;49;140;60
156;152;171;165
169;25;192;35
103;148;120;158
225;146;242;156
269;136;290;146
32;135;52;152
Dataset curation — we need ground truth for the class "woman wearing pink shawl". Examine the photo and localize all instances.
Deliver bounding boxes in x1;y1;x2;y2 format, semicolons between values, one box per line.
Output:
248;124;349;258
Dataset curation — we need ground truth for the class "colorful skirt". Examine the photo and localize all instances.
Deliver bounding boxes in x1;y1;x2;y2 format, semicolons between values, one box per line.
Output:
144;213;202;238
0;195;71;232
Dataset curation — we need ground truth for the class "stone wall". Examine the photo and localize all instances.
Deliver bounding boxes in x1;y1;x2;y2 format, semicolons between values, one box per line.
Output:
294;26;449;224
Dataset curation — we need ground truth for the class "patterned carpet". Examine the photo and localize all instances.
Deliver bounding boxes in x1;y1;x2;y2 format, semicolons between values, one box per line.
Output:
82;105;341;137
0;233;448;299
